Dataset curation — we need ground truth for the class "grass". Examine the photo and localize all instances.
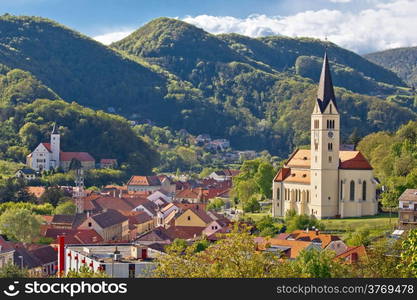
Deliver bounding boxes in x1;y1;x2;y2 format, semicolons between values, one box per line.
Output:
320;213;398;231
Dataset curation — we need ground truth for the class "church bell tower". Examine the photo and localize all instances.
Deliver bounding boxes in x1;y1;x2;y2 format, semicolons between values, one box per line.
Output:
310;51;340;218
50;123;60;169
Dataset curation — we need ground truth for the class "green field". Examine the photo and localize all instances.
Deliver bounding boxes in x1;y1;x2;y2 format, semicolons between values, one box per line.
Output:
320;213;398;232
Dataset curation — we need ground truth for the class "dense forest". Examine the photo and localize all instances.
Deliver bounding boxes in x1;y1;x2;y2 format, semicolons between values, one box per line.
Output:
0;14;416;160
365;46;417;87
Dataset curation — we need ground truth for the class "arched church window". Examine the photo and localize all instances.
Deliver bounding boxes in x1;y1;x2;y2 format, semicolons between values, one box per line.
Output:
330;104;332;114
340;180;343;200
328;156;332;163
350;180;355;201
314;120;319;129
277;188;280;200
362;181;367;201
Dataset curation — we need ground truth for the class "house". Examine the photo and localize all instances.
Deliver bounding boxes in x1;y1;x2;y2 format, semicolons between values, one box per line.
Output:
64;244;162;278
195;134;211;145
335;245;367;264
174;208;221;228
136;225;205;245
286;230;348;255
272;52;378;219
208;169;240;182
26;124;95;171
128;211;155;236
398;189;417;226
49;214;87;230
42;228;103;246
257;238;322;259
15;168;36;181
147;190;172;205
202;218;232;237
78;209;129;241
127;176;162;192
205;139;230;151
0;237;57;277
100;159;118;169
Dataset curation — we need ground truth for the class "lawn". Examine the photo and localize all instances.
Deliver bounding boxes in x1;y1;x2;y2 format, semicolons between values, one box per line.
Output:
320;213;398;232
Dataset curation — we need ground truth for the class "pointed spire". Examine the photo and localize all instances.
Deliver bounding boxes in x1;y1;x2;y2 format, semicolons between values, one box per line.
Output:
52;123;59;134
316;51;337;113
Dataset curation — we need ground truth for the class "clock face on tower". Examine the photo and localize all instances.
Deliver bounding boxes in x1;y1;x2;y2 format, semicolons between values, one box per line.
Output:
328;131;334;139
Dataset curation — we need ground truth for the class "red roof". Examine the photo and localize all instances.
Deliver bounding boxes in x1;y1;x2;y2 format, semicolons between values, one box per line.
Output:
60;152;95;162
100;159;117;164
42;143;52;152
339;151;372;170
127;176;161;186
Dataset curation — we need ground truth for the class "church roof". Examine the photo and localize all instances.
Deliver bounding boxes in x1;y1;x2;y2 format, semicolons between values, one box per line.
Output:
41;142;52;152
316;51;337;113
60;152;95;162
274;149;373;182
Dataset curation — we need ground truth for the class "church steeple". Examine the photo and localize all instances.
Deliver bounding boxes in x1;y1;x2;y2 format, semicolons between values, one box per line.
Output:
316;51;337;113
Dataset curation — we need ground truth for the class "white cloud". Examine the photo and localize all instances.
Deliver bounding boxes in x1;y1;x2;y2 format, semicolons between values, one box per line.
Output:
182;0;417;53
93;30;134;45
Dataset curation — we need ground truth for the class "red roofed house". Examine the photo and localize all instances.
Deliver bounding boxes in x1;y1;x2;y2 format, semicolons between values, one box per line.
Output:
100;159;118;169
26;124;95;171
271;52;378;219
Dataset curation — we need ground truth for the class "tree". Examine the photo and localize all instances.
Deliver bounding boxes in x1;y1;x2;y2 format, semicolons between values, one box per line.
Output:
153;226;291;278
55;200;76;215
289;249;351;278
345;226;371;246
285;210;324;232
243;196;261;213
0;208;41;243
256;215;283;237
0;263;29;278
207;198;225;211
254;161;275;199
39;186;68;206
398;229;417;277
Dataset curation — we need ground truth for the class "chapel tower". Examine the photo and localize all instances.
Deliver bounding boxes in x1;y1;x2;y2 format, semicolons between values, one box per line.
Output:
50;123;60;169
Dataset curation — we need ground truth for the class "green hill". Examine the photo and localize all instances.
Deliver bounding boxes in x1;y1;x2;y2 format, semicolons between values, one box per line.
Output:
364;46;417;87
0;15;415;159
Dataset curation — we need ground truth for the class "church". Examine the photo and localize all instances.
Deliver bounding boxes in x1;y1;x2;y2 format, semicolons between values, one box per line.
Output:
26;124;95;172
272;52;378;219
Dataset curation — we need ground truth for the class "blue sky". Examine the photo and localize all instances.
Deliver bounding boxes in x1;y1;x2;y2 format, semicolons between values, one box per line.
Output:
1;0;416;53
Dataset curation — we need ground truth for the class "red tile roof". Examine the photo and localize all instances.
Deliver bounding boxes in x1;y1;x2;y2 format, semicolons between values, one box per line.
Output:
127;176;161;186
60;152;95;162
42;143;52;152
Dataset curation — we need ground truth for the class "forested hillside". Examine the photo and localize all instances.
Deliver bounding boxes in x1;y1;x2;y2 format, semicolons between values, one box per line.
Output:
0;66;158;174
365;46;417;87
0;14;415;158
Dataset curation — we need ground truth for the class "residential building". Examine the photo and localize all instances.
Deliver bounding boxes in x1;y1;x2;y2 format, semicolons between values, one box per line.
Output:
64;244;162;278
78;209;129;241
100;159;118;169
15;168;36;181
398;189;417;226
208;169;240;181
272;52;378;219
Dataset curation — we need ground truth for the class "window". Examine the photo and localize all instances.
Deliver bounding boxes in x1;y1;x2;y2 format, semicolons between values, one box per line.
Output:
314;120;319;129
187;216;191;221
306;191;310;203
350;180;355;201
330;104;332;114
88;222;92;227
328;156;332;163
327;120;335;129
340;180;343;200
362;181;367;201
328;143;333;151
277;188;280;200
